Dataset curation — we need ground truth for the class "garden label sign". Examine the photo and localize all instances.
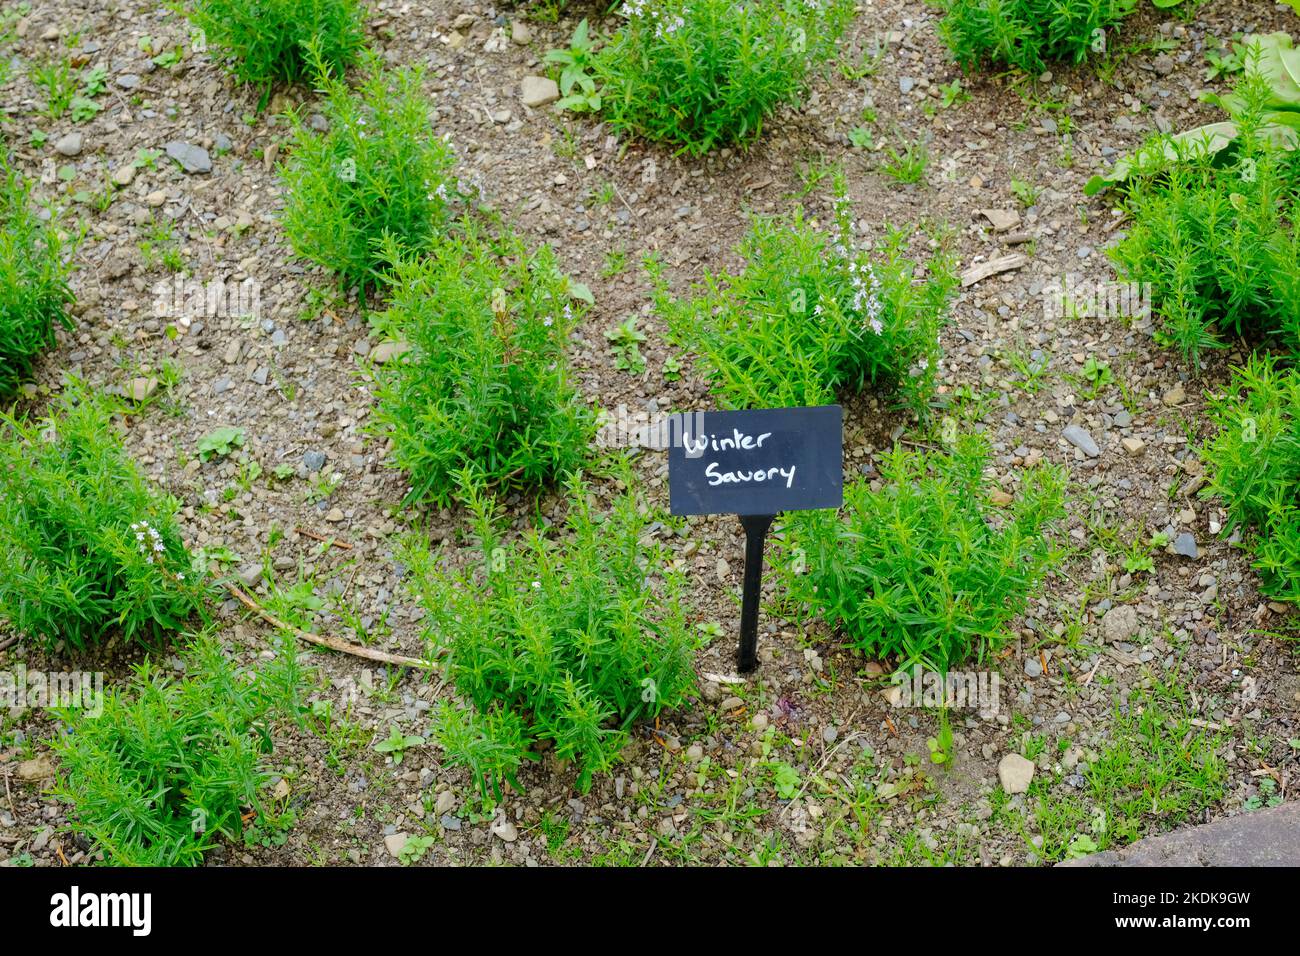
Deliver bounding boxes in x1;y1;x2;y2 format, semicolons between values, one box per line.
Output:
668;405;843;672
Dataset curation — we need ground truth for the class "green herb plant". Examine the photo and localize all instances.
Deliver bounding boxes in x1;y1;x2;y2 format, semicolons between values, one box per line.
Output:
0;160;72;398
592;0;854;155
279;48;459;294
401;472;697;797
652;187;956;413
0;396;206;652
367;227;594;508
784;432;1066;672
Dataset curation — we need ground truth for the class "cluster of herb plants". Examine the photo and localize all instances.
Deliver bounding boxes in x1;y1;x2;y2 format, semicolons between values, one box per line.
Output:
279;48;458;293
179;0;368;97
0;159;72;398
367;225;595;507
401;472;697;796
783;433;1066;672
652;190;956;412
936;0;1134;74
1200;354;1300;602
1103;68;1300;364
51;632;302;866
0;395;206;651
585;0;854;155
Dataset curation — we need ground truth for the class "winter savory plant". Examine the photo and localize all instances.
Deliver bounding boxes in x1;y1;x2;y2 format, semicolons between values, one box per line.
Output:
652;185;956;413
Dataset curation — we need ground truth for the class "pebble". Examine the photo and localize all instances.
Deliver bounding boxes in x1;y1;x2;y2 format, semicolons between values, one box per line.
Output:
1101;604;1140;644
303;450;327;473
520;76;559;108
55;132;83;156
165;141;212;174
997;753;1035;794
369;340;410;364
17;756;55;782
1062;425;1100;457
492;820;519;842
384;833;409;858
126;377;158;402
1173;532;1198;559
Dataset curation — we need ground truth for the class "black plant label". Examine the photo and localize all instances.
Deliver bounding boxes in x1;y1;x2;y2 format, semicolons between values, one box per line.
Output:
668;405;843;517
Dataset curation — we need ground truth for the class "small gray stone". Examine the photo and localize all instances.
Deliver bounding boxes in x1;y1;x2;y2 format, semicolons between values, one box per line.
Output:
384;832;409;858
54;132;83;156
165;141;212;174
237;563;263;587
998;753;1035;794
116;73;140;90
1173;532;1198;559
303;450;327;473
520;75;559;108
1024;657;1043;678
1101;604;1140;644
1062;425;1100;457
492;819;518;842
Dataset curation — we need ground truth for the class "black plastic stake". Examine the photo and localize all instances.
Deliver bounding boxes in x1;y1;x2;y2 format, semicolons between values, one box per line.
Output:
737;513;775;673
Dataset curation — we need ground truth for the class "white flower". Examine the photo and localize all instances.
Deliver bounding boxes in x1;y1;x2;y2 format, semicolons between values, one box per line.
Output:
869;318;883;335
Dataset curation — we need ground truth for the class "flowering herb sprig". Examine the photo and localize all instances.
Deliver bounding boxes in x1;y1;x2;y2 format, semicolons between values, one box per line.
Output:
651;182;956;412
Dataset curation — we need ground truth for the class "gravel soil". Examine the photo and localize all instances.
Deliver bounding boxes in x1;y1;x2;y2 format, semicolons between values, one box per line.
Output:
1;0;1297;867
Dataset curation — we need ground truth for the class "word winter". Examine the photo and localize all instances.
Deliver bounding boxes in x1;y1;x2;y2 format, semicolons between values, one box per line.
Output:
682;428;773;458
49;886;152;936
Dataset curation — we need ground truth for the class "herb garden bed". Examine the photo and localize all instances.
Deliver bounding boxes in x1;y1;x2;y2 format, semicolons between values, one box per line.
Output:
0;0;1297;868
